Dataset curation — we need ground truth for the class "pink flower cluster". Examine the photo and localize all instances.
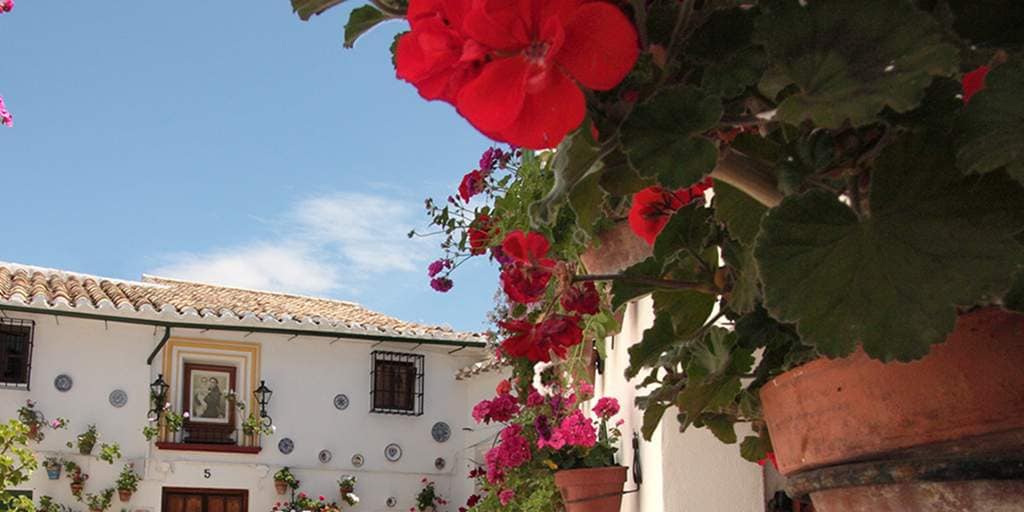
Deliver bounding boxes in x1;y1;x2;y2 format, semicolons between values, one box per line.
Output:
593;397;620;420
484;424;531;483
472;391;519;425
0;96;11;128
0;0;12;13
558;410;598;448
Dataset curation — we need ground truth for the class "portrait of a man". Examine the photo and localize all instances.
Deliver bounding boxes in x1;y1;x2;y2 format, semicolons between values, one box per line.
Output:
184;365;235;425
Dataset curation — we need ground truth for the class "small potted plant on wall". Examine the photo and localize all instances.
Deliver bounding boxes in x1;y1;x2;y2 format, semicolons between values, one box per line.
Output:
337;475;358;507
242;413;274;447
82;489;114;512
116;463;140;502
63;461;88;496
68;425;99;455
412;478;447;512
18;400;68;442
273;467;299;495
43;456;64;480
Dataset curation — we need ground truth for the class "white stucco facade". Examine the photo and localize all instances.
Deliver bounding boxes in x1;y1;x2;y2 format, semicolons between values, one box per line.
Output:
1;311;490;512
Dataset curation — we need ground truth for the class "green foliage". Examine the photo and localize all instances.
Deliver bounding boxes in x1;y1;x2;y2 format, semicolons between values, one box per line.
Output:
0;420;38;512
98;443;121;465
290;0;345;21
273;467;300;489
115;464;140;493
81;489;114;512
68;425;99;454
344;5;390;49
957;58;1024;184
756;133;1024;360
755;0;959;128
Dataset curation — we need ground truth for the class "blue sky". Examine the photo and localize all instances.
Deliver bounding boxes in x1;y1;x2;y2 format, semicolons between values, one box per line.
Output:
0;1;499;332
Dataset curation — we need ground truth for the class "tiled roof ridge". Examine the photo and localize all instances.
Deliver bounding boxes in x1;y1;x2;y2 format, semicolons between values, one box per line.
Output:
0;261;167;288
141;274;362;307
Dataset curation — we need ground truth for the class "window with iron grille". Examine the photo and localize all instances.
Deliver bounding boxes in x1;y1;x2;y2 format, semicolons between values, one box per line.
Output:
0;319;33;390
370;351;424;416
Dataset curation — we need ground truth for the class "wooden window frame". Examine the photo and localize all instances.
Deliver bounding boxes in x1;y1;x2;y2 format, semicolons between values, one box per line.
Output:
370;351;424;416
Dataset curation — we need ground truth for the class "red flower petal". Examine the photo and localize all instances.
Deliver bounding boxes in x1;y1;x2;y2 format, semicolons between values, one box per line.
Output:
557;2;639;91
628;187;682;245
962;65;990;104
495;68;585;149
462;0;533;51
457;56;530;134
501;231;551;264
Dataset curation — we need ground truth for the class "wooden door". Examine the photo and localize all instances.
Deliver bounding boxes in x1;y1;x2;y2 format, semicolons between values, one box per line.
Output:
163;488;247;512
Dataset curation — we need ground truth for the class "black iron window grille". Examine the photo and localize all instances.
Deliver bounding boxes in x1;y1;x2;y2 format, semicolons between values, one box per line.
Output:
370;351;424;416
0;318;33;390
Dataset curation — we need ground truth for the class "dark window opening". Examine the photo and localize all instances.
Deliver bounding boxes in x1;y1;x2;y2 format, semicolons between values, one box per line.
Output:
0;319;33;390
370;351;424;416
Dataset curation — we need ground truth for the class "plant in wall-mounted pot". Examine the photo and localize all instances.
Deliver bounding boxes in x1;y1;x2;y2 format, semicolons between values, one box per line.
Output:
18;400;68;442
43;456;64;480
63;461;88;496
82;489;114;512
116;463;140;502
337;475;358;507
273;467;299;495
242;413;275;447
67;424;99;455
98;443;121;464
412;478;447;512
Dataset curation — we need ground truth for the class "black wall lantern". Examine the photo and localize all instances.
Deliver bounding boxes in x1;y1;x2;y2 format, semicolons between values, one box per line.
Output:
255;380;273;425
148;374;169;419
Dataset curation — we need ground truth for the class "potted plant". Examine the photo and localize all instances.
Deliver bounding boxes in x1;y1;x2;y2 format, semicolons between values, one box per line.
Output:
82;489;114;512
63;461;88;496
273;467;298;495
115;463;140;502
337;475;358;506
298;0;1024;509
18;401;68;443
242;413;274;447
68;425;99;455
38;496;65;512
43;456;64;480
412;479;447;512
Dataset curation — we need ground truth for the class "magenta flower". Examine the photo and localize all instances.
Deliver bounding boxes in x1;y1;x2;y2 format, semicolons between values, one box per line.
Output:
0;0;13;13
0;96;11;128
430;277;453;292
484;424;531;483
558;410;597;448
427;259;447;278
499;489;515;506
593;397;621;420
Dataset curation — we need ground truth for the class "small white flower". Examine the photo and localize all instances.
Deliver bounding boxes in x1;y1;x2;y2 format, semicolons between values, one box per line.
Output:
271;425;277;432
183;412;190;418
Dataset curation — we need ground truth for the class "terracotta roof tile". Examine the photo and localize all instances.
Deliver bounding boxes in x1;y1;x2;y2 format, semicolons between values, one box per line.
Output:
0;262;480;343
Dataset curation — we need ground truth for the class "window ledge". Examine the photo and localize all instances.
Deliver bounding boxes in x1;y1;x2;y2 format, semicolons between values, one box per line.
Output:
155;442;261;454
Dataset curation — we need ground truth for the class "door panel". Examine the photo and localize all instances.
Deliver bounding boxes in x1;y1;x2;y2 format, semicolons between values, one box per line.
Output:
163;488;247;512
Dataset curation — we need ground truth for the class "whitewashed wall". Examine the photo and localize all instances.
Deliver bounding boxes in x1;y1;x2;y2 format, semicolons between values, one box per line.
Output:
0;312;486;512
595;296;765;512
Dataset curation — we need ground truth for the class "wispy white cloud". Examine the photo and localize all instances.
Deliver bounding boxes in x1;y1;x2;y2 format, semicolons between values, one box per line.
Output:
150;192;429;295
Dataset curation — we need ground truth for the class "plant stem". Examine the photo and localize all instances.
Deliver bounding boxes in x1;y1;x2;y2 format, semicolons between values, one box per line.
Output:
711;150;784;207
370;0;406;17
574;274;717;293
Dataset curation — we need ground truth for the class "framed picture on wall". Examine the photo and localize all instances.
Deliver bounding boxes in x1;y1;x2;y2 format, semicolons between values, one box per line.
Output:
182;363;237;443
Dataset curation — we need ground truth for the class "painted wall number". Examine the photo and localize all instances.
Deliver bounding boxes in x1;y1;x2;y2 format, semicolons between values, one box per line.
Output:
203;469;211;479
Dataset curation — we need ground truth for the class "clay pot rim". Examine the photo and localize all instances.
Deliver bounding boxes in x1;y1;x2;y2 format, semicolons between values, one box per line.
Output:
554;465;628;485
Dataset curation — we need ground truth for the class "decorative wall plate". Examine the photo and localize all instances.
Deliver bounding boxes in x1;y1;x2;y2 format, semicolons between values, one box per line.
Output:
318;449;332;464
384;443;402;462
278;438;294;455
385;497;397;508
333;394;349;410
431;421;451;443
434;457;445;470
351;453;364;467
54;374;73;392
109;389;128;408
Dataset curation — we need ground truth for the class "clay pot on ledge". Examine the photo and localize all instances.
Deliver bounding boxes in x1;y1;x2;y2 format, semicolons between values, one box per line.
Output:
27;424;41;443
554;466;628;512
274;480;289;495
70;482;84;495
118;490;133;502
760;307;1024;512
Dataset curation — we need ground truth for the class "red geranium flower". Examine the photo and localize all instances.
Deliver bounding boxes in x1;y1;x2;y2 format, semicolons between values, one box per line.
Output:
455;0;639;149
468;213;496;255
628;179;713;245
500;315;582;362
499;231;556;303
395;0;486;104
458;169;488;202
561;281;600;315
758;451;778;470
962;65;990;104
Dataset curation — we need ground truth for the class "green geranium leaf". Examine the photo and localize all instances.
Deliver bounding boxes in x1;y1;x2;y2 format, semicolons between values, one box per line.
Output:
344;5;389;48
701;414;738;444
722;241;760;315
702;48;768;99
756;133;1024;361
714;181;768;246
568;172;606;236
652;290;715;336
653;205;713;263
611;257;664;310
291;0;346;20
957;59;1024;185
533;123;604;226
740;435;770;462
621;85;721;189
755;0;958;128
675;330;753;431
599;150;652;197
641;402;669;441
945;0;1024;46
626;312;677;379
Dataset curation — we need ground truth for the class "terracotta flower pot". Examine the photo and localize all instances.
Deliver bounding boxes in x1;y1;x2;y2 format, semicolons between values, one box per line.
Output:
274;480;288;495
554;466;627;512
118;490;132;502
761;307;1024;511
70;482;84;495
27;424;41;442
579;222;651;275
